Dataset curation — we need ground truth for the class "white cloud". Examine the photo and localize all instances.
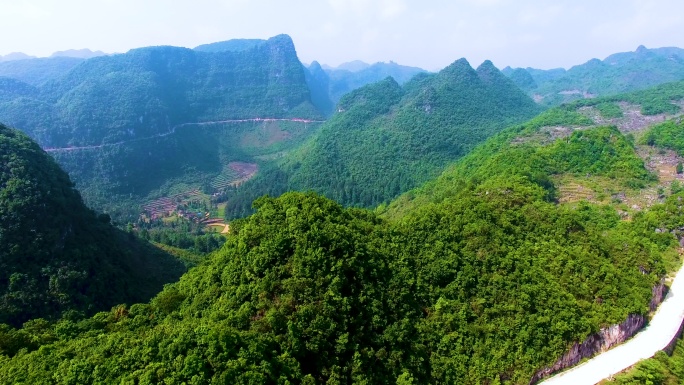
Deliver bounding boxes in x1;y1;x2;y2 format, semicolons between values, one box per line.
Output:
3;0;684;70
327;0;372;16
3;2;51;22
327;0;406;21
379;0;408;20
591;1;683;45
517;4;564;26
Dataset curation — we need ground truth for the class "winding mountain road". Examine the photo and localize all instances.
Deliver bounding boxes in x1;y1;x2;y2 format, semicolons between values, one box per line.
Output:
43;117;323;153
539;262;684;385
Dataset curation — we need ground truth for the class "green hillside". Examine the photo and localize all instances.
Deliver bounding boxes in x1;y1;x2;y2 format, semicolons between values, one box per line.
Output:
0;124;186;327
222;59;541;218
3;41;684;384
0;77;37;102
18;34;317;147
194;38;266;53
385;80;684;218
0;34;323;219
596;118;684;385
0;57;84;86
51;118;323;219
504;46;684;106
0;180;678;383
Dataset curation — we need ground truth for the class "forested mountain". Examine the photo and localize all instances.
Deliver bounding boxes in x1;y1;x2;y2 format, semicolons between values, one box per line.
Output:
304;61;335;117
2;81;684;384
330;60;371;72
222;58;541;218
0;78;37;103
195;41;426;116
5;34;317;147
0;124;186;327
385;79;684;216
0;56;84;86
0;34;324;218
503;45;684;106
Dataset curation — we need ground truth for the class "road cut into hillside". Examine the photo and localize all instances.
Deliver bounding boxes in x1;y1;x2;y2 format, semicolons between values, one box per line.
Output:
539;262;684;385
43;117;324;153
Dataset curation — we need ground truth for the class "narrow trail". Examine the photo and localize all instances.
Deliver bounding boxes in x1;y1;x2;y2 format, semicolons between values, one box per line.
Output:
43;117;324;153
539;262;684;385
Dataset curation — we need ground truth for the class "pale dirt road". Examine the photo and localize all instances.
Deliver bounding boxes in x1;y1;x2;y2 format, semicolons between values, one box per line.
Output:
539;262;684;385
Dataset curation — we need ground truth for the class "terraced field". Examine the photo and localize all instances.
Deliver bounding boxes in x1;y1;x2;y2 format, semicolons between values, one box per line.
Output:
142;190;204;219
210;162;258;190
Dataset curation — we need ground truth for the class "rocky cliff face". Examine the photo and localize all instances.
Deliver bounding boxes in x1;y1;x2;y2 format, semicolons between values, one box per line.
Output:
651;279;668;311
529;282;668;384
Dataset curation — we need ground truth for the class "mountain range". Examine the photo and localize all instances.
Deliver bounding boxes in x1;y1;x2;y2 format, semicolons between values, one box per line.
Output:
2;77;684;383
0;35;323;218
319;60;427;112
504;45;684;106
0;52;35;62
0;34;530;220
0;48;107;63
3;34;684;384
222;58;541;218
1;38;682;222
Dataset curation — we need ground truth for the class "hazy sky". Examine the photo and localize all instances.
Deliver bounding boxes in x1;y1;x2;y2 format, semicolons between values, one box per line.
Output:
2;0;683;70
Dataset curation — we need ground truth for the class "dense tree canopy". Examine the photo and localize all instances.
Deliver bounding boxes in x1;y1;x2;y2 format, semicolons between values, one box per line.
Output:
1;98;682;382
0;124;185;326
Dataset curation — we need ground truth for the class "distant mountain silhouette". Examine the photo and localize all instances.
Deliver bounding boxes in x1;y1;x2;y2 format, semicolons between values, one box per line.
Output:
50;48;107;59
0;52;35;62
504;45;684;105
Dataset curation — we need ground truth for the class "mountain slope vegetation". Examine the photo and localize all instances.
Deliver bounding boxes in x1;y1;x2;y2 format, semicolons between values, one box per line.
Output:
0;56;84;86
0;178;677;383
0;124;186;327
304;61;335;117
222;59;541;218
385;80;684;217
